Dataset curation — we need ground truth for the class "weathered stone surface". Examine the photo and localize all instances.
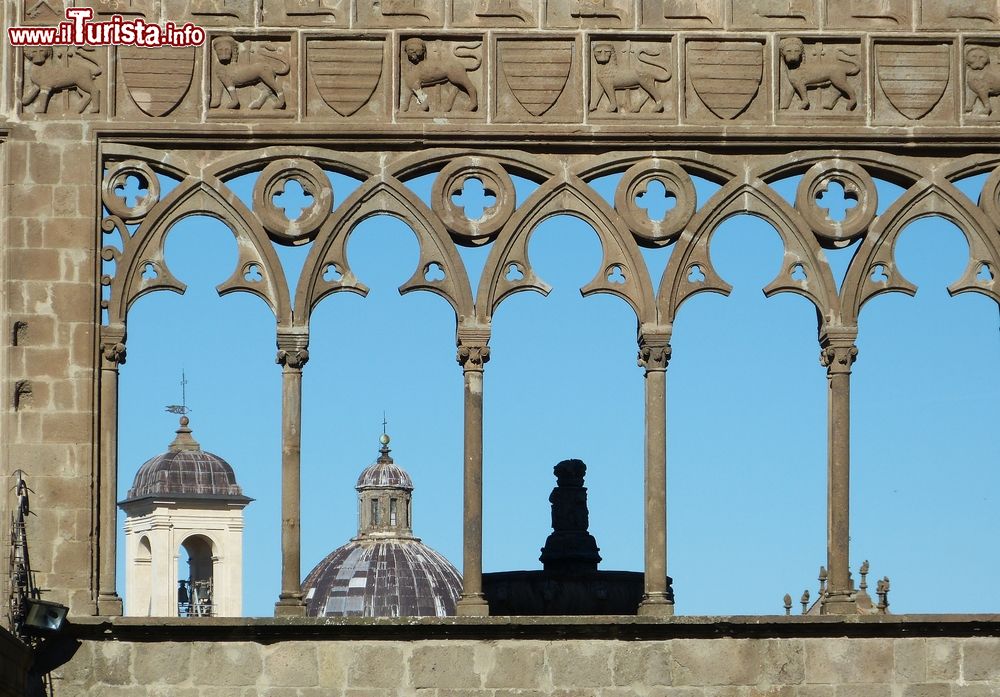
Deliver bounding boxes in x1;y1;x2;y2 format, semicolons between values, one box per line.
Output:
613;641;672;687
963;639;1000;682
191;643;263;686
411;644;481;689
894;639;927;683
262;642;319;687
805;639;893;684
348;643;406;688
133;641;192;685
547;641;614;688
485;642;547;689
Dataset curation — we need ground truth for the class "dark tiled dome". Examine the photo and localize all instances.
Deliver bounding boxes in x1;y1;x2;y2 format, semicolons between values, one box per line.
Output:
123;417;246;502
303;539;461;617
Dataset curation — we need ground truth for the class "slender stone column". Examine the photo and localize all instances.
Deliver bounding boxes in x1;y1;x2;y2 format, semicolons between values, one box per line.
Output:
274;332;309;616
455;329;490;616
820;330;859;614
637;331;674;616
97;329;125;616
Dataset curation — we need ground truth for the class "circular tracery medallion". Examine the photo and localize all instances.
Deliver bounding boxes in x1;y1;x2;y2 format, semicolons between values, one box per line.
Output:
614;160;696;247
102;161;161;223
795;161;877;249
252;159;333;246
431;157;516;247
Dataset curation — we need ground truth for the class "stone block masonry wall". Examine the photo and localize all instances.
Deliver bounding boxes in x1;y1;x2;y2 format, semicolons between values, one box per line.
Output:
4;125;100;615
45;621;1000;697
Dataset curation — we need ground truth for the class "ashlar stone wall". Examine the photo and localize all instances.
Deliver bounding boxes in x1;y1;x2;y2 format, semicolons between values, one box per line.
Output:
49;628;1000;697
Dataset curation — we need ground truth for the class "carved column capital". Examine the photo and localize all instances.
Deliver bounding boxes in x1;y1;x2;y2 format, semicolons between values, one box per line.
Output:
101;341;127;366
276;331;310;370
820;344;858;375
457;326;491;373
638;330;672;373
457;345;490;372
100;326;127;366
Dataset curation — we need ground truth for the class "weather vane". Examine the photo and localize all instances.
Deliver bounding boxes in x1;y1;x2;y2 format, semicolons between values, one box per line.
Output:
165;370;190;416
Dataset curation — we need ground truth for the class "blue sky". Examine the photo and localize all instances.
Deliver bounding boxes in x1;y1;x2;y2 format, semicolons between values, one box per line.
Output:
114;167;1000;617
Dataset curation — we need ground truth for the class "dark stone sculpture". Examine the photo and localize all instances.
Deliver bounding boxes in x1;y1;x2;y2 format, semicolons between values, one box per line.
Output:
539;459;602;573
483;458;670;615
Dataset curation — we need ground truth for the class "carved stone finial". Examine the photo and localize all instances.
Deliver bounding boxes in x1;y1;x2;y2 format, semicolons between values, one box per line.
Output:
800;589;810;614
783;593;793;615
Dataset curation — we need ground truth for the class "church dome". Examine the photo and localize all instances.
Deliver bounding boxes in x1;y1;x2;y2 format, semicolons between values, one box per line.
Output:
303;433;461;617
303;539;461;617
122;417;247;502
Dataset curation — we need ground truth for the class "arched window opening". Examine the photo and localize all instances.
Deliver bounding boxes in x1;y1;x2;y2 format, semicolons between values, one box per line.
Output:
128;536;152;617
178;535;215;617
670;214;824;614
854;215;1000;612
487;214;643;577
118;214;273;617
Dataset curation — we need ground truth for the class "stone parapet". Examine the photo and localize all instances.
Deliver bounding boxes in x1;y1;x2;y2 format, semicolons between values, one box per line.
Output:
46;616;1000;696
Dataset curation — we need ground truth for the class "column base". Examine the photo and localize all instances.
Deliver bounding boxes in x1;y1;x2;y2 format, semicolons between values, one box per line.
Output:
274;595;307;617
96;595;123;617
456;593;490;616
638;593;675;617
820;590;859;615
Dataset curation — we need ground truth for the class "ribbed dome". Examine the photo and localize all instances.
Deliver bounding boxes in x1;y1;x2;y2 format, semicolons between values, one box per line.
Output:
356;434;413;490
123;417;246;502
303;539;461;617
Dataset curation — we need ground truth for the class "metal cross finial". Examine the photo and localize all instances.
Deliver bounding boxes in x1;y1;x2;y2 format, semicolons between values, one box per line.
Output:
382;412;387;435
165;370;191;416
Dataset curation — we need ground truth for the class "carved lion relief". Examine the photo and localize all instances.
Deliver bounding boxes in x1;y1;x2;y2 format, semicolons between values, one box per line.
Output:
778;38;864;116
398;37;482;115
209;35;296;116
964;44;1000;119
21;46;105;115
588;38;675;119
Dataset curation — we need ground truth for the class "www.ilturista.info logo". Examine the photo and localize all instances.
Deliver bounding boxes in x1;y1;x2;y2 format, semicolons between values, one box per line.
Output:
8;7;205;48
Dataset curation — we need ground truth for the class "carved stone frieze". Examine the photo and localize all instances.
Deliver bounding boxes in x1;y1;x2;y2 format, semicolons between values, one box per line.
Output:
398;36;483;116
358;0;444;28
640;0;723;29
827;0;911;30
21;46;106;116
964;44;1000;120
306;37;387;118
919;0;1000;30
23;0;64;24
588;37;675;119
546;0;633;29
89;0;158;20
452;0;538;28
731;0;818;30
118;46;198;118
209;35;296;117
495;37;581;121
777;37;864;117
172;0;254;27
685;38;767;122
263;0;347;27
874;40;955;124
